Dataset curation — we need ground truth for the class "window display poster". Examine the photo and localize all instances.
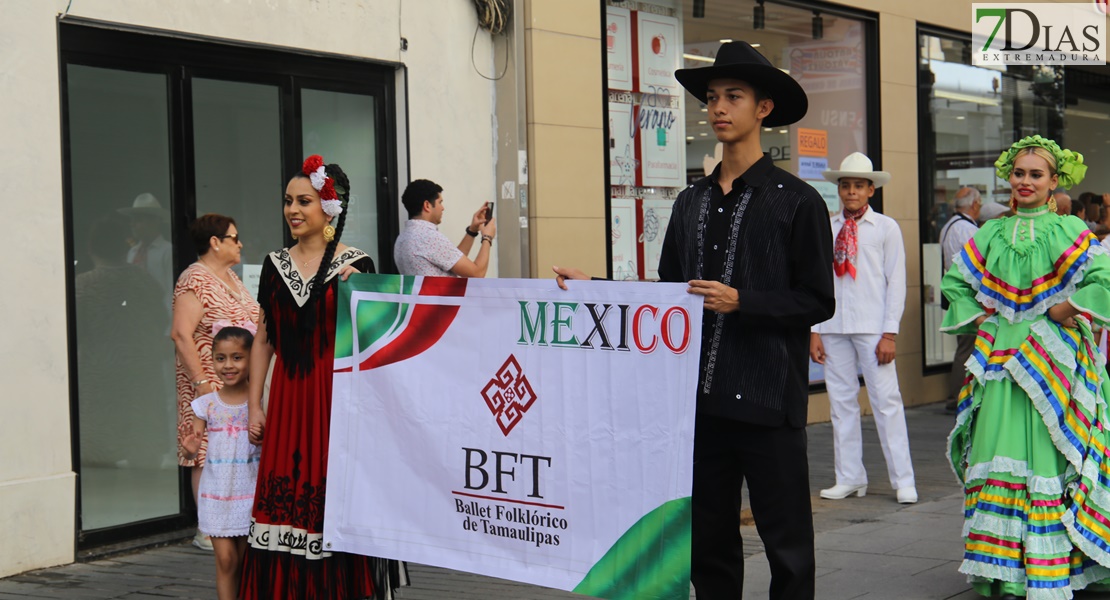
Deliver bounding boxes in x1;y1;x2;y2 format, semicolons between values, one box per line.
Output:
637;12;680;92
809;180;841;214
606;6;633;91
641;198;673;281
638;102;684;187
797;157;828;180
609;102;636;186
241;263;262;301
611;197;639;281
785;21;868;169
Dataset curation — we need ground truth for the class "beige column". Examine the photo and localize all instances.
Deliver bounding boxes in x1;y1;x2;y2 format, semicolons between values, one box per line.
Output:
523;0;607;278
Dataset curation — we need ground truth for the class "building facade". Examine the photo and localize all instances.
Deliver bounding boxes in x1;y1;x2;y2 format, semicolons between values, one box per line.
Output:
3;0;1108;579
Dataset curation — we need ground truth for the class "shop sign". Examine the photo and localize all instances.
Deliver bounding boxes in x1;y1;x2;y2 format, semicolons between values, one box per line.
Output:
786;37;864;95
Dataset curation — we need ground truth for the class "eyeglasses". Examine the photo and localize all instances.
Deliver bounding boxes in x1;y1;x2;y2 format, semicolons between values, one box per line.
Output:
219;233;241;243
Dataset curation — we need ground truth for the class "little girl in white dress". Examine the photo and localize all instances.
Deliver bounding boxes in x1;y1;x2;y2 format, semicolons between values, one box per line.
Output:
183;322;259;600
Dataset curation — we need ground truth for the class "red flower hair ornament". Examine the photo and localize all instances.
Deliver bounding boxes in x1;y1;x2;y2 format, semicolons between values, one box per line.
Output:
301;155;343;217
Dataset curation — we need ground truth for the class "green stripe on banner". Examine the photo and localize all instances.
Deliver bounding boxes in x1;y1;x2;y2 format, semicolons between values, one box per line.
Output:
335;274;408;360
572;497;691;600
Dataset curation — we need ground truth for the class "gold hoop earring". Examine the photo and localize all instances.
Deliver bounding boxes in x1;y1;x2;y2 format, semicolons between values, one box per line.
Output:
291;233;298;241
1047;197;1058;214
1010;197;1017;212
323;225;336;242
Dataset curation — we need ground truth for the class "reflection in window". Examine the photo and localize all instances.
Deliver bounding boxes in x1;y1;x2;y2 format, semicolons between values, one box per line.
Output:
918;32;1064;367
301;90;379;267
193;78;283;297
67;65;180;531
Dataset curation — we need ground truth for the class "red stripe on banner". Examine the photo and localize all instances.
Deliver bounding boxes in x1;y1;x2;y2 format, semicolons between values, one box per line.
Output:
418;276;469;297
635;197;646;280
452;490;566;510
357;276;469;371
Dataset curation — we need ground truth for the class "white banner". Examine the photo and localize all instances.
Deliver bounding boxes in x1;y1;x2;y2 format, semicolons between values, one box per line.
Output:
324;276;700;599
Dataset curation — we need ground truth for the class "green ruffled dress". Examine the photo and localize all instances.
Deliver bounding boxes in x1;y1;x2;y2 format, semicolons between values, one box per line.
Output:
942;205;1110;599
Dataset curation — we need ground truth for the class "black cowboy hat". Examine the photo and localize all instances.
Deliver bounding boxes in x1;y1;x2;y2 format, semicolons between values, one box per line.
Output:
674;41;807;127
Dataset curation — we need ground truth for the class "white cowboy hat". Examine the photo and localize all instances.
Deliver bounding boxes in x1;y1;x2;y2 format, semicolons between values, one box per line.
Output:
117;192;169;220
822;152;891;188
978;200;1010;221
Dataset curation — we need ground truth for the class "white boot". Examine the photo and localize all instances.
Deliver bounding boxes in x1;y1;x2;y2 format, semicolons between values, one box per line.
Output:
896;487;918;504
819;483;867;499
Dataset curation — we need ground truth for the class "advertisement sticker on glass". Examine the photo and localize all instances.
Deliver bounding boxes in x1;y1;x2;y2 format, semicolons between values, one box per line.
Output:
641;198;673;281
638;101;684;187
606;6;633;91
637;12;680;91
610;197;638;281
609;102;637;187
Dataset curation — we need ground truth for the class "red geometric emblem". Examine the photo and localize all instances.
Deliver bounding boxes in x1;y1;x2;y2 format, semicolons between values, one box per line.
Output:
480;354;538;436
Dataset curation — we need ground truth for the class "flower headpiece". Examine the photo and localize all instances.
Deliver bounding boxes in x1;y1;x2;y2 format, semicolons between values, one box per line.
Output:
211;319;258;337
302;155;344;218
994;135;1087;190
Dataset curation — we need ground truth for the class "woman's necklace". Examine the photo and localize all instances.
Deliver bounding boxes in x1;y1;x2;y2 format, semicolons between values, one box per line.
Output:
293;246;325;269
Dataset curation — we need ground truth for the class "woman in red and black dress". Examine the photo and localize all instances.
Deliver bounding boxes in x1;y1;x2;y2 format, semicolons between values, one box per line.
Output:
241;156;405;599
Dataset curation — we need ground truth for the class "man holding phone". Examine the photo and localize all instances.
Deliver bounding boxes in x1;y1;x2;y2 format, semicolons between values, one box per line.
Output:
394;179;496;277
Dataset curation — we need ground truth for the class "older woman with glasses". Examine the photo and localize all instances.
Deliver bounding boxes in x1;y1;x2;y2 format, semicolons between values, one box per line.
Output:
171;213;259;550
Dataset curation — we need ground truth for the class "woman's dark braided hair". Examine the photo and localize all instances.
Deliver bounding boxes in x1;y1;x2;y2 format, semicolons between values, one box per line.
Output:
290;162;352;362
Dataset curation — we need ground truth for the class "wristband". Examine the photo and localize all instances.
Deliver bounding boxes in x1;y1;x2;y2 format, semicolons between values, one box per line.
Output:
192;379;211;388
481;234;494;245
465;226;479;238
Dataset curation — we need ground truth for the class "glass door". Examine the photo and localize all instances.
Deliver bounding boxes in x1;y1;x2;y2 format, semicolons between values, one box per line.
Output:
66;64;181;531
191;77;284;297
301;88;382;267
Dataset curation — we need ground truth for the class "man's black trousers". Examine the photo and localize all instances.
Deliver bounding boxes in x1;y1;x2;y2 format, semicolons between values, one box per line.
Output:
690;415;816;599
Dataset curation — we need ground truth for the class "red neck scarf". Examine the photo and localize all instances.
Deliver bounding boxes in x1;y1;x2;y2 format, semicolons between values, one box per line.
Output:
833;206;868;278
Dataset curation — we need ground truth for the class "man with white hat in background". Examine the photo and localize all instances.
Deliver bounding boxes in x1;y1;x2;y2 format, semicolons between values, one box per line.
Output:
119;192;174;306
939;187;981;413
809;152;917;505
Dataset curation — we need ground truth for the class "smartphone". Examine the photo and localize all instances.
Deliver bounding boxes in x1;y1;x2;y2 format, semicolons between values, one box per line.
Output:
485;201;495;224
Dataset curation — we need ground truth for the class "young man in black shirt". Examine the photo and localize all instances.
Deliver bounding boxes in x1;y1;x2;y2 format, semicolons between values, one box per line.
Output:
555;41;834;599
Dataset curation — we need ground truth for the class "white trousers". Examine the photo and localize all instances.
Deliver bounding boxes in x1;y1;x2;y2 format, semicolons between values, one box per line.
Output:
822;333;916;490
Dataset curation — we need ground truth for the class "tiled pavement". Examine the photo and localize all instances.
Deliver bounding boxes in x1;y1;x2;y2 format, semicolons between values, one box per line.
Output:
6;403;1083;599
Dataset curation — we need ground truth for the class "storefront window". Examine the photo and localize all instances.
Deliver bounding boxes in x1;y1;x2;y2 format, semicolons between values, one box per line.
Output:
604;0;876;384
918;30;1064;367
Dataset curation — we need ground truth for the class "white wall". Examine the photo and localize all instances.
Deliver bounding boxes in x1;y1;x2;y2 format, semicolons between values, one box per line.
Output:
0;0;78;578
0;0;496;576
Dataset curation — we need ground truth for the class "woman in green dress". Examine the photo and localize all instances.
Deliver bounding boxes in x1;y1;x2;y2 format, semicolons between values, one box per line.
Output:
942;135;1110;599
